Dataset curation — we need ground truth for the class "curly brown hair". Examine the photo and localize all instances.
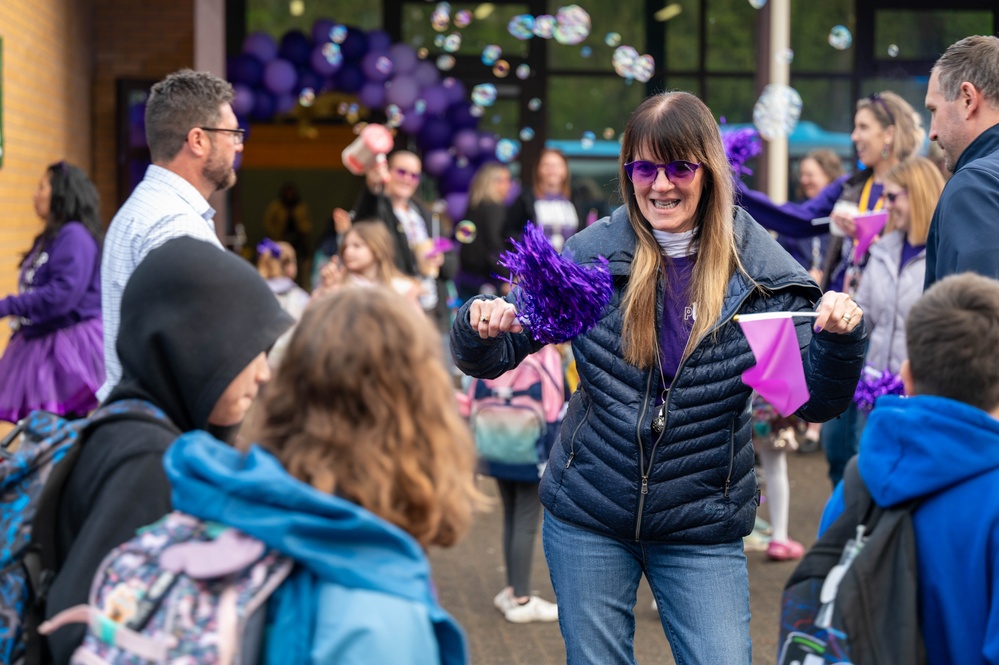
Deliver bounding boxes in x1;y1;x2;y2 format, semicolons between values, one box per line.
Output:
254;286;483;548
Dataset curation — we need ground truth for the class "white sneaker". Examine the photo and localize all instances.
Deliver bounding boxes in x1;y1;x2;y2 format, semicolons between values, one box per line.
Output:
493;587;516;614
503;596;559;623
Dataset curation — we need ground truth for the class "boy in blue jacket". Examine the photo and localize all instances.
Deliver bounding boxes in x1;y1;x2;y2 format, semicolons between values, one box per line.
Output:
819;272;999;664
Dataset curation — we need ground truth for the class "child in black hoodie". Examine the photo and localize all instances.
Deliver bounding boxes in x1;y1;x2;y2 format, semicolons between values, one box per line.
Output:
44;237;294;664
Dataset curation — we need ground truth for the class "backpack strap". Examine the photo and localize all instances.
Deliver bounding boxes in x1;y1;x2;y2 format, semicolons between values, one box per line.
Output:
23;401;180;665
841;455;883;534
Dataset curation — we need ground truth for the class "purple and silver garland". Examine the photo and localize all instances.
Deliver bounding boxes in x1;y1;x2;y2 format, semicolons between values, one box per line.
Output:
722;127;762;176
853;366;905;413
499;223;613;345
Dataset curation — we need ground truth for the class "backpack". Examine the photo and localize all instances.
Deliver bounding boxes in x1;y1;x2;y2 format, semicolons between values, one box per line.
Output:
458;345;566;482
0;400;176;665
40;511;294;665
777;456;927;665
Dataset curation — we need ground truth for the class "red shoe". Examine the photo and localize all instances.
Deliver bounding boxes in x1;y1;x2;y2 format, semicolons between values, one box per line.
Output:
767;539;805;561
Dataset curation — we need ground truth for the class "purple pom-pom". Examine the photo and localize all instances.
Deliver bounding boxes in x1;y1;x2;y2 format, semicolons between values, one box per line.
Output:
852;366;905;413
499;223;613;344
722;127;762;176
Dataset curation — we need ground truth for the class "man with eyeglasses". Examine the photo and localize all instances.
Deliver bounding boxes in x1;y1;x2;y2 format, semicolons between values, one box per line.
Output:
924;35;999;288
99;69;244;400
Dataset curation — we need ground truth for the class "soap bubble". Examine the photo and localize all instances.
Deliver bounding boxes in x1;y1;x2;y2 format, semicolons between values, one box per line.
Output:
748;0;766;7
533;14;556;39
887;44;899;57
471;83;498;107
454;9;473;28
481;44;502;66
431;3;451;31
508;14;535;40
330;25;348;43
528;97;542;111
581;131;596;149
580;46;592;58
519;127;535;141
496;138;521;163
605;32;622;47
752;83;803;140
602;127;615;140
553;5;591;45
298;88;315;107
828;25;852;50
322;43;343;67
493;60;510;77
775;48;794;65
516;64;531;80
436;54;456;71
455;220;478;243
443;33;462;53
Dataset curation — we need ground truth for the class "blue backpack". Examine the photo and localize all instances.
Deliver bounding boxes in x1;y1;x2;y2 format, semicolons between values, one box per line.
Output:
0;400;177;665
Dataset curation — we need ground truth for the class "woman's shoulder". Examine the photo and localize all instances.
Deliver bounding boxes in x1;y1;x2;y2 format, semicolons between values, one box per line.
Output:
563;205;634;266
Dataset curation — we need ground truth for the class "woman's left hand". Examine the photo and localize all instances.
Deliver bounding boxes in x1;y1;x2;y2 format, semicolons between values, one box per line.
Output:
814;291;863;334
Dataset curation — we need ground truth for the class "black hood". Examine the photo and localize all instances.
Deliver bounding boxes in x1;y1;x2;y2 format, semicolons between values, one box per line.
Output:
108;237;295;431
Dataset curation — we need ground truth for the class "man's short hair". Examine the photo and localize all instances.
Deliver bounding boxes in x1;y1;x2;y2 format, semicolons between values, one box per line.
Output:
906;273;999;411
933;35;999;109
145;69;234;163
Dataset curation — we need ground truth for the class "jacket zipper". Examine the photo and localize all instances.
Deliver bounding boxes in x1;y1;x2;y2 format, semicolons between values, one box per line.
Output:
633;367;655;540
564;401;591;469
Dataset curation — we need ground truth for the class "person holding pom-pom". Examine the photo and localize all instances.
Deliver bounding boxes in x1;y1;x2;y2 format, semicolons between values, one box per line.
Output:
450;91;868;665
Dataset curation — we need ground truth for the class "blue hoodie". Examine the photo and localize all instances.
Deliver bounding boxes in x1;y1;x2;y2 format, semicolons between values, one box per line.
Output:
163;431;468;665
819;395;999;665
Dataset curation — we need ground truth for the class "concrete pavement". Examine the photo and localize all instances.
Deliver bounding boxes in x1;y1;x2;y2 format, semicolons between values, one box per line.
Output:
430;446;834;665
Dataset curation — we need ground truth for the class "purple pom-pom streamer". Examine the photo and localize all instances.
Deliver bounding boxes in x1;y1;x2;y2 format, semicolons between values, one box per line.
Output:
722;127;762;176
499;223;613;344
852;366;905;413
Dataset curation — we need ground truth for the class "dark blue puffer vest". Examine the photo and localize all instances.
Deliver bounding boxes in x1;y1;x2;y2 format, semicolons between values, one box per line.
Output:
452;206;867;544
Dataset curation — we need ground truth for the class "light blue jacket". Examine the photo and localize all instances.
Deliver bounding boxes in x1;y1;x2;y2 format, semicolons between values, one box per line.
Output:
163;431;467;665
820;395;999;665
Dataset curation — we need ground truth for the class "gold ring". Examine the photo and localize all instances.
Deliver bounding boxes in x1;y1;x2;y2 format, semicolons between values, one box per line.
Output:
842;313;852;323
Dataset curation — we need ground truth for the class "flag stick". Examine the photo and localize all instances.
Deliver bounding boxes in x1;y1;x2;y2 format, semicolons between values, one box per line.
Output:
734;312;821;322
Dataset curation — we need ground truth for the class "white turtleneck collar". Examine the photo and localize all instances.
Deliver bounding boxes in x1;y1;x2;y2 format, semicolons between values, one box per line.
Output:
652;228;699;258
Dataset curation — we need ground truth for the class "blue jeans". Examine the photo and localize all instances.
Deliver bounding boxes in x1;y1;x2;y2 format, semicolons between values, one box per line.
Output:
543;511;752;665
821;401;866;487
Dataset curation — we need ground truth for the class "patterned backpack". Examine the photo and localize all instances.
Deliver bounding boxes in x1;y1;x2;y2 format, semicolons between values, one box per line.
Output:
0;400;176;665
41;511;293;665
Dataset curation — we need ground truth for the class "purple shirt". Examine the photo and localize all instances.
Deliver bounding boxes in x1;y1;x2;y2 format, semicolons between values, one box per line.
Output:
900;237;924;275
657;255;696;403
0;222;101;338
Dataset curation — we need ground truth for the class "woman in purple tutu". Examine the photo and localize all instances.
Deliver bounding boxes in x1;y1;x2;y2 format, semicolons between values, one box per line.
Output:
0;161;104;422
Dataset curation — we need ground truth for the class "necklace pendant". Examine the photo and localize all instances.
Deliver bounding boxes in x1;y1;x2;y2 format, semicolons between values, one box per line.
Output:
652;406;665;434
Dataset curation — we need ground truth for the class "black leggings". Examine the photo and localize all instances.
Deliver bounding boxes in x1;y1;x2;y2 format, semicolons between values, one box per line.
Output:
496;479;543;597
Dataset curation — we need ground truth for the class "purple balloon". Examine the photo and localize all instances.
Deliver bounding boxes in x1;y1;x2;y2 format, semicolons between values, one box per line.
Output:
227;54;264;87
412;61;440;88
447;101;479;130
419;84;449;116
361;51;392;83
263;59;298;95
445;192;470;221
418;118;454;152
453;129;481;159
339;28;369;61
251;91;276;121
388;43;418;75
400;109;425;134
334;64;365;93
243;32;278;63
478;132;498;156
275;93;297;115
310;44;341;77
311;18;336;44
367;30;392;53
441;164;476;195
423;149;454;177
279;30;312;67
442;77;467;105
385;76;420;109
232;84;255;117
297;69;324;92
358;82;386;109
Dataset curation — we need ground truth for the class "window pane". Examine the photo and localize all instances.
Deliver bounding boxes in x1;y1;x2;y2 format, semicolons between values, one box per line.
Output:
246;1;382;36
664;0;701;71
789;0;853;73
546;0;645;71
402;3;530;58
546;77;645;141
874;10;994;61
705;0;756;73
703;76;756;124
792;78;854;134
665;76;701;97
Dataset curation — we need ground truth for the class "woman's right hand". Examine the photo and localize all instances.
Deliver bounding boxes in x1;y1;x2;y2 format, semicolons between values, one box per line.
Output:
469;298;523;338
829;209;857;238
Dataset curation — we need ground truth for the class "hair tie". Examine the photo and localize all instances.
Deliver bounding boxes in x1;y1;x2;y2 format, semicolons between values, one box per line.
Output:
257;238;282;258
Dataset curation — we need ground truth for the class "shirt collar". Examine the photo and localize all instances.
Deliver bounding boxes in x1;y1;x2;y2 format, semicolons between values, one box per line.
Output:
145;164;217;221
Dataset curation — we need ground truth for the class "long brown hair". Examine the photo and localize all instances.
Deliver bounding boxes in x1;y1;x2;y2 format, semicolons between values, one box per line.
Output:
254;287;484;548
341;221;406;285
533;148;572;199
619;91;742;367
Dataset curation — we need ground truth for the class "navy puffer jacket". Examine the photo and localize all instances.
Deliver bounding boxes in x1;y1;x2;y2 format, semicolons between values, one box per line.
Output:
451;206;867;544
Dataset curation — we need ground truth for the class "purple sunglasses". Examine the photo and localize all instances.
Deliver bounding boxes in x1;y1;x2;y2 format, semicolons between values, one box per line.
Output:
624;160;701;187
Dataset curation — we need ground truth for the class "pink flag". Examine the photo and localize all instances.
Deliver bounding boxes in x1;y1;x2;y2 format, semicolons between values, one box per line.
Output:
738;315;810;416
852;211;888;264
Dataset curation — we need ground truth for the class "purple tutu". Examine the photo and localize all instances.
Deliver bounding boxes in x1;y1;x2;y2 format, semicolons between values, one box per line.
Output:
0;317;105;422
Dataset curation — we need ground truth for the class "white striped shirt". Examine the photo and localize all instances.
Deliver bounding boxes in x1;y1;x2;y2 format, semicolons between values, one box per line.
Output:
98;165;223;400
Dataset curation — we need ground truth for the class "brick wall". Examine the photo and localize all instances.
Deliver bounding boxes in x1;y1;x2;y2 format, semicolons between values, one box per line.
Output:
0;0;95;347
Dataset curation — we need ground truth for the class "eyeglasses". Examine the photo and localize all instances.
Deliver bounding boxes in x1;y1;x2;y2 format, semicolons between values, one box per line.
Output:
884;190;907;204
200;127;246;145
867;93;895;127
393;167;422;182
624;160;701;187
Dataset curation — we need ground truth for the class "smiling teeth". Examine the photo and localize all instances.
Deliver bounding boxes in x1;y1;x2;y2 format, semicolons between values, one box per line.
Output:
652;200;679;209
